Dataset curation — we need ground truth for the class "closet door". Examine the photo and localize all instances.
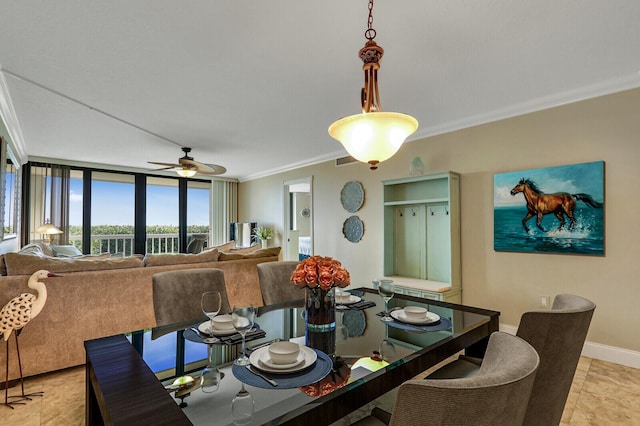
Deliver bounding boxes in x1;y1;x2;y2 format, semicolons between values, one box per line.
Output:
426;204;451;282
393;205;426;279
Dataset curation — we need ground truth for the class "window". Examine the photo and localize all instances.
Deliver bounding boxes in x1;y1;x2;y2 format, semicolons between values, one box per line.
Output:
187;180;211;250
91;172;135;255
146;177;179;253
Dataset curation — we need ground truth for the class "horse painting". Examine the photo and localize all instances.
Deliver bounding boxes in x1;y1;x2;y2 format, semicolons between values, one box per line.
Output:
510;178;603;232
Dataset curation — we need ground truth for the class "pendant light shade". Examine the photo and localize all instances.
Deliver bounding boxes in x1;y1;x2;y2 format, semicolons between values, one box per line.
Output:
328;0;418;170
329;111;418;167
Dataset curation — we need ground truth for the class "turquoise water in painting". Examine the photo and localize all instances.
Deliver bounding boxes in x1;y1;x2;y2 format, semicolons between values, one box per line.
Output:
494;205;604;255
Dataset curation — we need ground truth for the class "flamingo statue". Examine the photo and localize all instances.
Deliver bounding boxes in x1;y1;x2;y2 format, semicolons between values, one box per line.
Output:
1;270;59;409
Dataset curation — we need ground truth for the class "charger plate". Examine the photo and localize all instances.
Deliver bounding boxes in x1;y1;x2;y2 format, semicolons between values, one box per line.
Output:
232;348;332;389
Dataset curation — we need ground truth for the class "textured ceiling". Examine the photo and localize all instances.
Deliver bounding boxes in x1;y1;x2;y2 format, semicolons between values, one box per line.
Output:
1;1;639;180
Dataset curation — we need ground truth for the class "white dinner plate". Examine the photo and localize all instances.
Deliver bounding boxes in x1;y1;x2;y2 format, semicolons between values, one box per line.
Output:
249;345;317;374
337;295;362;305
390;309;440;325
197;321;237;336
258;350;306;370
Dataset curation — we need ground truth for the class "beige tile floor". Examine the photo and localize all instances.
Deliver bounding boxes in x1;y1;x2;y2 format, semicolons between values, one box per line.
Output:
1;357;639;425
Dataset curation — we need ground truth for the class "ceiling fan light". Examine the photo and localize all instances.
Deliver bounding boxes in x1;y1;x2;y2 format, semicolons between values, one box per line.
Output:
329;111;418;166
176;168;197;178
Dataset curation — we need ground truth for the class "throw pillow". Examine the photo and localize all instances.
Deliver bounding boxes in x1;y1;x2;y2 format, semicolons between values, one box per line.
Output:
228;244;262;254
244;246;281;258
204;240;236;252
143;248;220;267
50;244;84;258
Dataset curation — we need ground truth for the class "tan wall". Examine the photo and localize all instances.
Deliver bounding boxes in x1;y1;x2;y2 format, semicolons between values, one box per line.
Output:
239;88;640;353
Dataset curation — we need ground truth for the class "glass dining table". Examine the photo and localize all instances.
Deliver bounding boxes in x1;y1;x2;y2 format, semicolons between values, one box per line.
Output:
85;288;499;426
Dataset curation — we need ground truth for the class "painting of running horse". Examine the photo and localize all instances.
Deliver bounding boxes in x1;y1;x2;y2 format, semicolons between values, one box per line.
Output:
494;161;605;255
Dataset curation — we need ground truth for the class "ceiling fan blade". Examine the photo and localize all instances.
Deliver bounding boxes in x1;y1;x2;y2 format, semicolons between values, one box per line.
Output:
148;161;182;168
197;164;227;175
181;159;226;175
152;166;179;171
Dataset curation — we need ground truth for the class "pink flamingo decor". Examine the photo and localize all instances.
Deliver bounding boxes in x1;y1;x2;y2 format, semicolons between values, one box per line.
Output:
1;270;59;409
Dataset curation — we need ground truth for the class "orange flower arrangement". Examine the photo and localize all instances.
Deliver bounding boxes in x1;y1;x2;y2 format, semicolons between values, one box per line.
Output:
290;256;351;291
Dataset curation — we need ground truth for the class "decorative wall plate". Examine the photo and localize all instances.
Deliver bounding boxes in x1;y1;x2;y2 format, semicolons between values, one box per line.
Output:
342;215;364;243
340;181;365;213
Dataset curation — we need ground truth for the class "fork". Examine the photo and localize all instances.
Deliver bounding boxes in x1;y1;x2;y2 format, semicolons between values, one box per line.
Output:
246;365;278;387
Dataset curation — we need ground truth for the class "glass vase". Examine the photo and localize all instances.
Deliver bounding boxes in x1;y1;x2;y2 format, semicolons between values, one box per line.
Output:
305;287;336;356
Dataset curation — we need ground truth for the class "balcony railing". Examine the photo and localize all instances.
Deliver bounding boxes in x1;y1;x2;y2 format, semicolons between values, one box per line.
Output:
67;233;207;256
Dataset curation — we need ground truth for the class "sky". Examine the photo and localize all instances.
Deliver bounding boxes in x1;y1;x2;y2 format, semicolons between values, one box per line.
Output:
493;161;604;207
68;179;210;226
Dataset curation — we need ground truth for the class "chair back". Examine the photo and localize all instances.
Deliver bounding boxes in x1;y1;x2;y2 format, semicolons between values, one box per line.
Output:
517;294;595;426
257;261;304;306
152;268;231;337
388;332;539;426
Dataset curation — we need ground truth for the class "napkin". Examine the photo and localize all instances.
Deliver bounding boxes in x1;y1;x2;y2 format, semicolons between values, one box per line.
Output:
344;300;376;310
221;329;267;345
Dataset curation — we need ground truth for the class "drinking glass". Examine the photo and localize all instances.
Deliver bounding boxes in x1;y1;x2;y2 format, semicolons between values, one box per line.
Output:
201;291;222;333
232;305;256;366
200;344;222;393
378;279;395;321
231;382;254;425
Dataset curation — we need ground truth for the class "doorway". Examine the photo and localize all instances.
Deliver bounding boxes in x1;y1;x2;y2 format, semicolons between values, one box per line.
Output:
283;177;312;261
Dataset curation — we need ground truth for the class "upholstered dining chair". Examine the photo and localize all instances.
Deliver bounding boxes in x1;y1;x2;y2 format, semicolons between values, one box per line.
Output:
352;331;540;426
151;268;231;338
257;261;304;306
427;294;595;426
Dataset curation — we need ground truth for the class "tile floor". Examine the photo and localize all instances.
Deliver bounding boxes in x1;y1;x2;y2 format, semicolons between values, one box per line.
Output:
1;357;639;425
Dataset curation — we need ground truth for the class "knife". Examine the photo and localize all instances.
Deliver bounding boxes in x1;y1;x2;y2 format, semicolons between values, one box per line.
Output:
246;365;278;387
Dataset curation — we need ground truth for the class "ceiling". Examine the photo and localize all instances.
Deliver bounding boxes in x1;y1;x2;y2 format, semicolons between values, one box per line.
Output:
1;1;639;181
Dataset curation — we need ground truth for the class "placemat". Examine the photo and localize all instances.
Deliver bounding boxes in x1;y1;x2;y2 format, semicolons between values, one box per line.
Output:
232;348;332;389
377;313;452;332
184;323;264;345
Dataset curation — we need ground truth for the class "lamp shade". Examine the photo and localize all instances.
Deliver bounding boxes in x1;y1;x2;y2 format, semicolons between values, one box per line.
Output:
329;111;418;167
36;223;63;235
176;168;197;178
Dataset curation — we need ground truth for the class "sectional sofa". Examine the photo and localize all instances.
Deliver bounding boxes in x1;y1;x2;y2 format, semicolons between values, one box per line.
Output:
0;245;280;380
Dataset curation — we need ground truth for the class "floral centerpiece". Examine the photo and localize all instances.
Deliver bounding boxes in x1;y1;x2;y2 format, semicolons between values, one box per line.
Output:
291;256;350;355
290;256;351;290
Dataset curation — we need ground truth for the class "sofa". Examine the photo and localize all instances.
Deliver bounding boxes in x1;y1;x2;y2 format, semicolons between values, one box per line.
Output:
0;244;280;380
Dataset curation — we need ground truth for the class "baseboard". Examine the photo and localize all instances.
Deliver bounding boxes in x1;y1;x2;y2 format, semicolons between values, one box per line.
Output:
499;323;640;369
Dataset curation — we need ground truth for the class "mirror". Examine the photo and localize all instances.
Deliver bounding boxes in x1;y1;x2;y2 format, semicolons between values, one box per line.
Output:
283;177;312;261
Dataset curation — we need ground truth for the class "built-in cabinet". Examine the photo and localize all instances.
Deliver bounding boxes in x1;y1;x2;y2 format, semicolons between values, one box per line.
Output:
382;172;461;302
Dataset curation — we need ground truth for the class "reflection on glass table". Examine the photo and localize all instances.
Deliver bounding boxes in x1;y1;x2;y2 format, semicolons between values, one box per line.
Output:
107;289;499;426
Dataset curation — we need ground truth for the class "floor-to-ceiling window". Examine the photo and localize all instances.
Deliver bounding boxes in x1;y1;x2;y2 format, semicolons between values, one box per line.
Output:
146;176;179;253
91;172;136;255
187;180;211;249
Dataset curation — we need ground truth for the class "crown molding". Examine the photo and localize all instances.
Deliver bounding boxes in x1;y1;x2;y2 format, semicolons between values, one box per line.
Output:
0;67;27;165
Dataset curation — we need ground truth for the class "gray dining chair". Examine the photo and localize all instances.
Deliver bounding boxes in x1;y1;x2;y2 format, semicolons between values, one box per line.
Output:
257;261;305;306
427;294;595;426
352;331;540;426
151;268;231;338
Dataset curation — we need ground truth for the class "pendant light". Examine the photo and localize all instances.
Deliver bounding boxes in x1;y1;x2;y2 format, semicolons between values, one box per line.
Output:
328;0;418;170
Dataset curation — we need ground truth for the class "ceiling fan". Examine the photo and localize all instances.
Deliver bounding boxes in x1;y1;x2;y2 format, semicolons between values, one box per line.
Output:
148;147;226;177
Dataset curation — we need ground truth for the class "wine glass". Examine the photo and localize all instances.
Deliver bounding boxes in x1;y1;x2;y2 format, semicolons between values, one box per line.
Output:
232;305;256;366
378;279;395;321
201;291;222;333
231;382;254;425
200;344;222;393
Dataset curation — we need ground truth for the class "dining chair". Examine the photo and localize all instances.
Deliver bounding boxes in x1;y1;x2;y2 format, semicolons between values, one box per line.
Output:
257;261;305;306
151;268;231;338
426;294;595;426
352;331;540;426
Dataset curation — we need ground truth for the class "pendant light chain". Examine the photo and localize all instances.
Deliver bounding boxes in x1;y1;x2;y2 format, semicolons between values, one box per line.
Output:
365;0;376;41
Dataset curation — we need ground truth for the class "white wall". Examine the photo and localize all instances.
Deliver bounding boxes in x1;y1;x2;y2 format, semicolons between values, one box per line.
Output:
239;88;640;360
